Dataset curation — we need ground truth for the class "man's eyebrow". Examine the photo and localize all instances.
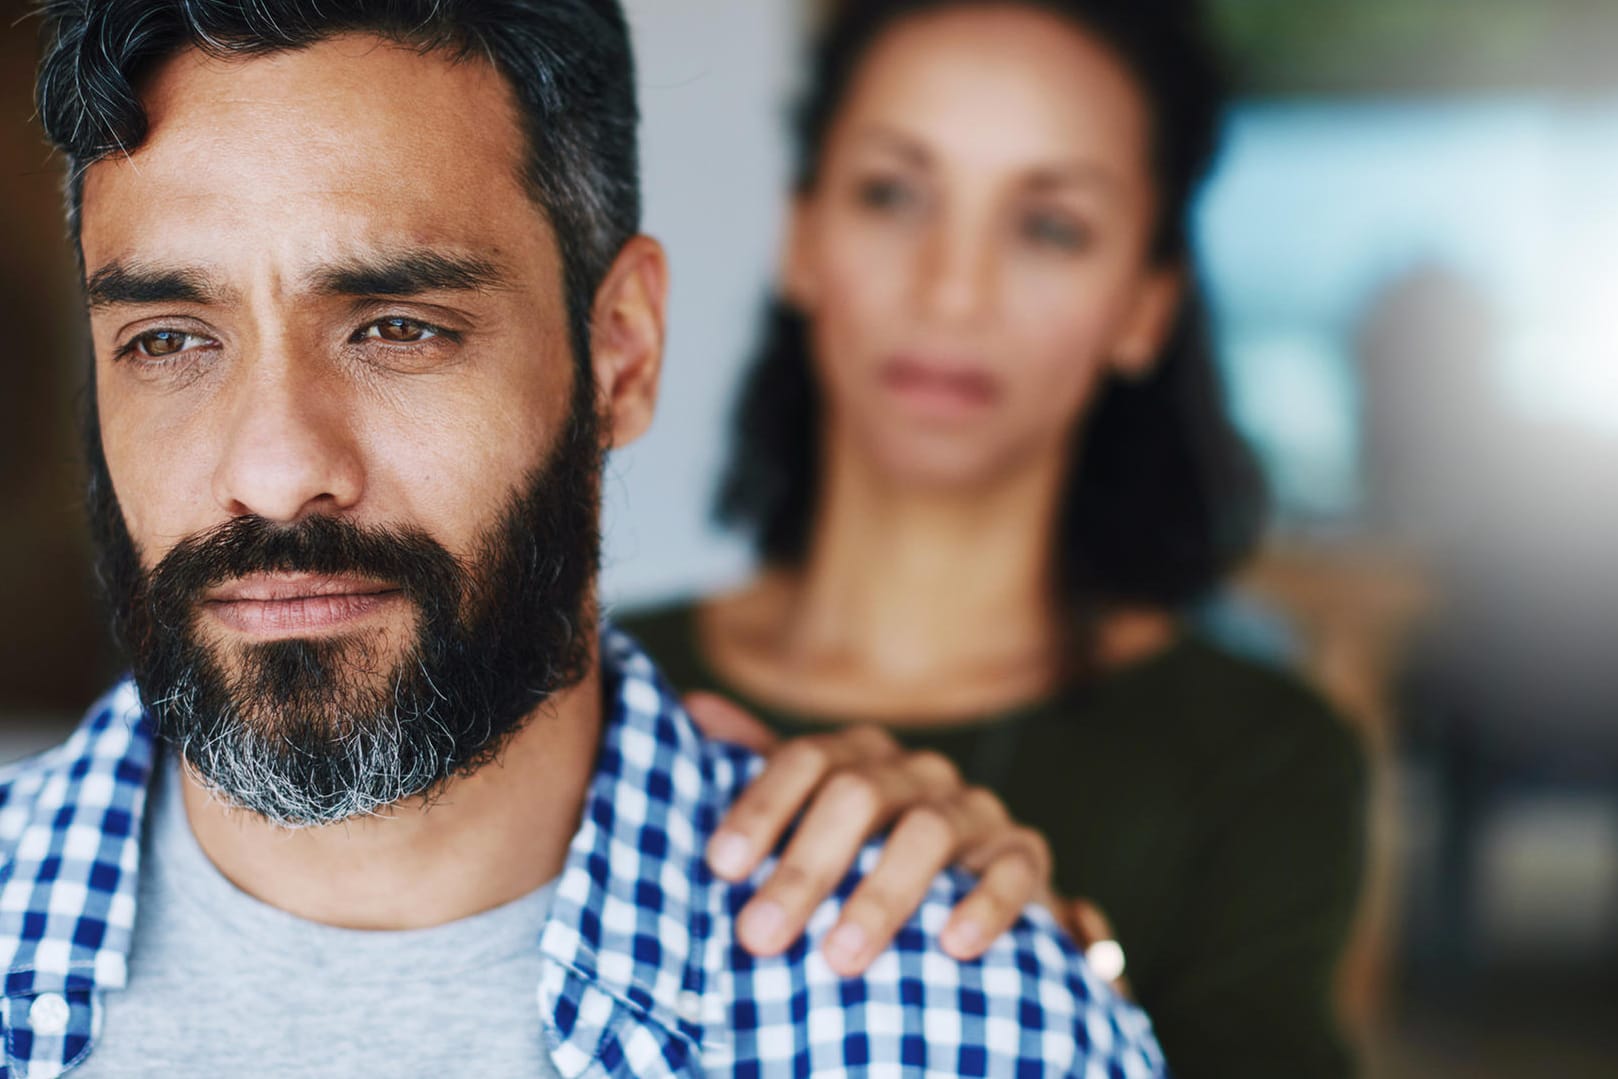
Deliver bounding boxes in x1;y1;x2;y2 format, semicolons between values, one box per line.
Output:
308;251;511;297
84;261;227;309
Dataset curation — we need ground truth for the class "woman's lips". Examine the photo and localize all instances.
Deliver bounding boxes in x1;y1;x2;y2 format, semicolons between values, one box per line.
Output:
203;575;403;637
880;356;999;417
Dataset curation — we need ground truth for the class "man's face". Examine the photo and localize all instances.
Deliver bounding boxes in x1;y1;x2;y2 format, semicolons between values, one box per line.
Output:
79;36;602;824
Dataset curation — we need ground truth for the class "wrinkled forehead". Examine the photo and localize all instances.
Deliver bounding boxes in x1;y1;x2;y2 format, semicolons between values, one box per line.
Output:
78;34;548;279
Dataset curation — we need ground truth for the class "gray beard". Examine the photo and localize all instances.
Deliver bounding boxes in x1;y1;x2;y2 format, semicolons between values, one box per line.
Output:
153;645;473;828
96;392;603;829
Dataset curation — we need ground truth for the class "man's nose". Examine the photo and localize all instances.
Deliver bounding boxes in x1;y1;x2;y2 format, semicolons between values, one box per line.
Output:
210;347;365;524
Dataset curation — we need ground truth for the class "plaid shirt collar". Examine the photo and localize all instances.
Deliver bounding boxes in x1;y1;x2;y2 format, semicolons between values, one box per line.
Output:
0;627;1165;1078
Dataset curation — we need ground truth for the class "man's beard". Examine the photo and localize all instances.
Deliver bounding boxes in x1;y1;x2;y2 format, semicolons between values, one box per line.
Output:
87;384;603;828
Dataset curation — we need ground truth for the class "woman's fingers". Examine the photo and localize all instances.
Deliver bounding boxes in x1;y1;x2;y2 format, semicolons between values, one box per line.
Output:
684;691;780;753
1068;898;1131;998
940;825;1053;960
1067;897;1112;948
707;725;900;883
823;785;1006;975
710;727;1066;974
732;748;958;956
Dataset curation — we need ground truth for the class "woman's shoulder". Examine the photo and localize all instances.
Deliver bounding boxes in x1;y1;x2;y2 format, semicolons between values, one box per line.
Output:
613;596;699;641
613;597;713;692
1111;633;1367;781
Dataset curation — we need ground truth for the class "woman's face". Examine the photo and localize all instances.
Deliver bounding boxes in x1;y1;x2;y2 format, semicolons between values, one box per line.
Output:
788;4;1181;488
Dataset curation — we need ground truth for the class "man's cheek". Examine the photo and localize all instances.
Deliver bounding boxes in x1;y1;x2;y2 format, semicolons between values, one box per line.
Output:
116;468;214;566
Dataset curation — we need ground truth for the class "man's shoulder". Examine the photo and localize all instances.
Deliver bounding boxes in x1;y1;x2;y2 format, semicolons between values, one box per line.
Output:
702;745;1163;1076
0;678;151;1043
589;630;1165;1075
0;681;151;861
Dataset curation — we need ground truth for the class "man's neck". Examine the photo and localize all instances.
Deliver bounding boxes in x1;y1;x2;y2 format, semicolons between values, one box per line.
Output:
177;664;603;931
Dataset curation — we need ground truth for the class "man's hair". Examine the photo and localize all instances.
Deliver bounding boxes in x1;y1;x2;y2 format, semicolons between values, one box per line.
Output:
34;0;640;361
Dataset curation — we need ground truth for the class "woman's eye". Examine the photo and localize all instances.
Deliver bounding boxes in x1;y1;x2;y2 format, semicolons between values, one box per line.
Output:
856;176;920;214
361;317;440;344
1022;212;1091;252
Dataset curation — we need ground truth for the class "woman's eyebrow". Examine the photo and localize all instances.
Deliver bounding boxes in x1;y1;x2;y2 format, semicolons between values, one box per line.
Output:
1023;160;1122;194
852;125;933;166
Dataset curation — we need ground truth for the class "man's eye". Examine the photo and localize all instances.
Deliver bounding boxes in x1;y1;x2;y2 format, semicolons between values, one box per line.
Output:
129;330;207;358
361;317;441;344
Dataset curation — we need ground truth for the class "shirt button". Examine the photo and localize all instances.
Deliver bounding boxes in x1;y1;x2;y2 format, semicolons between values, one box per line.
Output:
675;990;704;1024
29;993;71;1036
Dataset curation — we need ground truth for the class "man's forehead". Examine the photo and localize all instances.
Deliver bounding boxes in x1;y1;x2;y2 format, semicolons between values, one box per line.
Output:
134;33;518;139
78;34;540;265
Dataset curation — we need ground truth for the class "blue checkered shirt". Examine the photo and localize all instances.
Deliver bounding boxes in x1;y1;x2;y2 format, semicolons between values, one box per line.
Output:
0;626;1164;1077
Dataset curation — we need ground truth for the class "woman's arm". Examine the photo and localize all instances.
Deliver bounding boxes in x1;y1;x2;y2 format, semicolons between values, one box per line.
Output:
1148;708;1369;1079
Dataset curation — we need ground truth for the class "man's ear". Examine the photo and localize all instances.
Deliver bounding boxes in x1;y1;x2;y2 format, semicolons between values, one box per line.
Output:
589;234;669;450
1111;266;1184;380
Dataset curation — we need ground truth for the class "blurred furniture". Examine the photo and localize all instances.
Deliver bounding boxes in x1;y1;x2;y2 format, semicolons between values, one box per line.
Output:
1233;537;1436;1033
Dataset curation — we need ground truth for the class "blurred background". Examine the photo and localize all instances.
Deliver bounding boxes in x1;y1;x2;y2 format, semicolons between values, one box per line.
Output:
1;1;1614;1074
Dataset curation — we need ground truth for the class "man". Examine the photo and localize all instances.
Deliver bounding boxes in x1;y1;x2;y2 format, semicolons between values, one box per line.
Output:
0;1;1163;1075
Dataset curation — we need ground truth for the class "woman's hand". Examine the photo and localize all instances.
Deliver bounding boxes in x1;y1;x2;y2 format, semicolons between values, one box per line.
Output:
1066;897;1132;999
687;691;1058;977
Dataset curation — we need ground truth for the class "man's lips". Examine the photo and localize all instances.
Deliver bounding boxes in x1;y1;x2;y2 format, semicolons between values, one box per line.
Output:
203;574;404;637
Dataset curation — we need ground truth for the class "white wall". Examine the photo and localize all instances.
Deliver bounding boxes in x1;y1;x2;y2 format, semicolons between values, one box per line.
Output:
601;0;802;612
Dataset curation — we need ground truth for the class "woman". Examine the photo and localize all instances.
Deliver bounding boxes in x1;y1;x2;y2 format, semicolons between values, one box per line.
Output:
625;1;1367;1075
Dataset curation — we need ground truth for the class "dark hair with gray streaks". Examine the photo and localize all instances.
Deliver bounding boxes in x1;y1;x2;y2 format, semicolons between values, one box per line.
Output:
34;0;640;365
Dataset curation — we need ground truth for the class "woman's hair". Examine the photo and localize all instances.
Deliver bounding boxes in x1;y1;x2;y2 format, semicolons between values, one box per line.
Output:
715;0;1267;611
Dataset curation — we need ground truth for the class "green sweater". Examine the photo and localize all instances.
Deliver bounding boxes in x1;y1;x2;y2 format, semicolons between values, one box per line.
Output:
618;603;1368;1079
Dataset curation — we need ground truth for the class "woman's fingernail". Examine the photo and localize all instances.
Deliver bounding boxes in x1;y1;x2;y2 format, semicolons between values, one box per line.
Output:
739;900;786;948
709;831;751;877
825;922;868;968
943;919;983;956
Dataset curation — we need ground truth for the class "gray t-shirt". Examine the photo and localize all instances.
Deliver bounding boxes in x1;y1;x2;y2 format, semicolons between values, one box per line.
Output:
78;756;562;1078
